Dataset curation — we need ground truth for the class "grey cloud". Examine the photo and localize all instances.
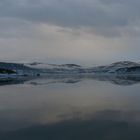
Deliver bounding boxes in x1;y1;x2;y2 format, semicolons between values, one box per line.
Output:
0;18;40;39
0;0;140;38
0;0;127;27
0;0;140;65
0;1;139;29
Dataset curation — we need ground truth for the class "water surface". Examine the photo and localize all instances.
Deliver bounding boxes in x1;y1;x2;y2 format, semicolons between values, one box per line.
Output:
0;76;140;139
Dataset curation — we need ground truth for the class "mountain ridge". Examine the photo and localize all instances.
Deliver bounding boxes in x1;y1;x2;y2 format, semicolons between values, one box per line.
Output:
0;61;140;77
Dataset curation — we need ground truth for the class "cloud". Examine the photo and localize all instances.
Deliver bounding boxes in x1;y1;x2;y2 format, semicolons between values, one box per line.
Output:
0;0;140;37
0;0;140;64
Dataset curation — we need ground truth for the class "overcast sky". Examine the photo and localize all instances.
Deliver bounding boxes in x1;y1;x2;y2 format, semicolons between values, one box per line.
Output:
0;0;140;65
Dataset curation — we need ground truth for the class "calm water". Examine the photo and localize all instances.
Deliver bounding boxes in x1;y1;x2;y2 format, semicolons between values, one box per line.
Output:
0;76;140;140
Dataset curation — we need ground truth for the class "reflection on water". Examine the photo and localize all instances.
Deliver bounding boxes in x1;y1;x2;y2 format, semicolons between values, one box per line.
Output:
1;74;140;86
0;76;140;139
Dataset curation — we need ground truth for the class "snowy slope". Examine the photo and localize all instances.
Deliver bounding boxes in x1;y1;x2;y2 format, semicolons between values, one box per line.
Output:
91;61;140;74
25;62;86;74
0;61;140;78
25;62;81;69
25;61;140;75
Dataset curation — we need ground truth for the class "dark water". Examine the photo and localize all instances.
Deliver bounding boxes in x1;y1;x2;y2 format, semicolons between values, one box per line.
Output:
0;76;140;140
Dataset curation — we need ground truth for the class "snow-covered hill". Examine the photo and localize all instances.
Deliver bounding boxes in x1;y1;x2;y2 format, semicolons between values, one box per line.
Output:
0;61;140;78
25;62;81;69
90;61;140;74
25;62;87;74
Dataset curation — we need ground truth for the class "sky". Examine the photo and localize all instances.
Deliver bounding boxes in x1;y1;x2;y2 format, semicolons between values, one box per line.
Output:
0;0;140;66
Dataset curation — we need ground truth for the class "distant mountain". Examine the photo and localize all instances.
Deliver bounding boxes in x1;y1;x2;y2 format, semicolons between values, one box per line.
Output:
91;61;140;74
0;62;38;77
25;62;86;74
0;61;140;78
25;62;81;69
